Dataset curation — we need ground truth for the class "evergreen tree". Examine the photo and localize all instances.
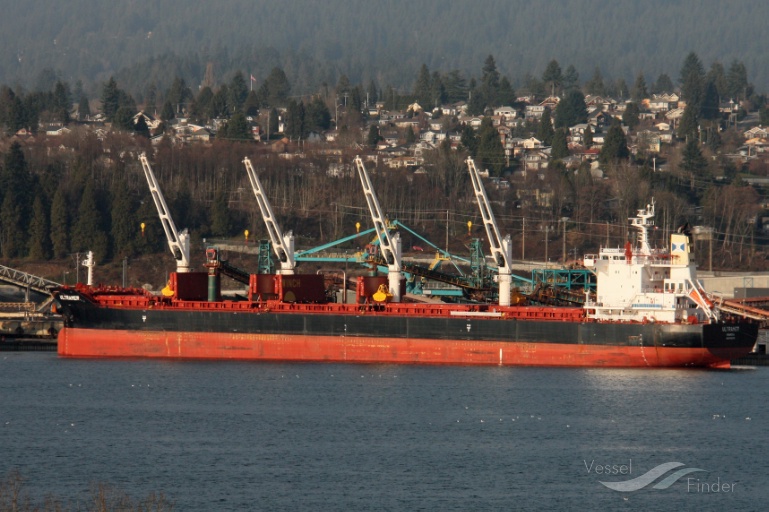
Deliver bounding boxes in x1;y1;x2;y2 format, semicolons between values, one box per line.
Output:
443;70;468;103
652;73;674;94
599;123;629;163
405;125;417;144
166;77;192;113
706;62;728;99
498;77;516;106
367;125;381;148
49;187;69;258
224;112;252;140
210;86;230;118
210;189;232;237
413;64;432;108
677;102;699;140
554;89;587;129
258;67;291;107
367;80;379;106
305;96;331;132
72;182;109;262
467;87;485;116
101;77;120;121
541;59;562;95
110;174;137;258
550;128;570;160
52;80;71;124
726;59;748;100
160;100;175;122
476;117;505;176
113;106;135;131
228;71;249;113
285;100;305;139
191;87;213;120
622;103;640;130
134;114;150;138
480;55;500;107
681;138;708;178
680;52;705;107
460;124;479;155
631;73;648;102
1;192;24;258
562;65;580;91
537;108;555;146
585;67;606;96
28;195;51;260
243;90;260;116
430;71;447;109
78;95;91;121
700;80;720;120
583;124;593;147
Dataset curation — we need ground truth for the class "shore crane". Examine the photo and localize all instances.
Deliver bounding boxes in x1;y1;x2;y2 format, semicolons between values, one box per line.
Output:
466;157;514;306
243;157;295;275
139;153;191;273
354;156;404;302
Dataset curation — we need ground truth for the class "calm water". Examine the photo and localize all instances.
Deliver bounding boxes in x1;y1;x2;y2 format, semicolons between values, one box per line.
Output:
1;353;767;511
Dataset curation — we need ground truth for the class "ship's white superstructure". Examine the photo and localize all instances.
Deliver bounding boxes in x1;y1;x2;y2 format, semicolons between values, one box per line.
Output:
583;200;717;324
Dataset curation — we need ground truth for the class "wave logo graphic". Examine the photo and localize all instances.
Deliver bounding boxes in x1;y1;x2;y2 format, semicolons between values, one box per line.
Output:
600;462;706;492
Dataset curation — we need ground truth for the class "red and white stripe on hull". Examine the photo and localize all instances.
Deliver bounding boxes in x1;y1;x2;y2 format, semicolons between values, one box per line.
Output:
58;328;736;369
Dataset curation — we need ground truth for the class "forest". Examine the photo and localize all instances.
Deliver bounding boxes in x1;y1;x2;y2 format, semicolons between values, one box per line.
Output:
2;0;769;101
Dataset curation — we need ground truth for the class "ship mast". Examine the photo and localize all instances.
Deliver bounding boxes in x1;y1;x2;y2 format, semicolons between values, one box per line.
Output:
466;157;513;306
139;153;191;273
354;156;403;302
629;199;655;256
243;157;295;275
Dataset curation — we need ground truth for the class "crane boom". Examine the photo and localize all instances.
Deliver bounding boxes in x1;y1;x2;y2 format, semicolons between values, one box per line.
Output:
466;157;513;306
243;157;295;274
354;156;403;301
139;153;191;272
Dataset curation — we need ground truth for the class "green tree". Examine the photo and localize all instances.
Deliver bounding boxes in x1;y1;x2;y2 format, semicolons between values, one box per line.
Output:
244;90;260;116
443;70;468;103
631;73;648;102
228;71;249;113
190;87;213;120
113;106;135;131
210;189;232;237
78;95;91;121
622;103;640;130
367;125;382;148
583;124;594;147
550;128;570;160
707;62;728;99
585;67;606;96
562;65;580;91
258;67;291;107
72;182;109;262
460;124;479;155
413;64;432;108
681;138;708;176
101;77;120;121
700;80;720;120
599;123;629;163
467;87;485;116
680;52;705;107
224;112;253;140
497;77;516;106
305;96;331;132
554;89;587;129
480;55;500;107
726;59;748;100
0;193;24;258
652;73;674;94
28;195;51;260
760;105;769;126
285;100;305;139
537;108;555;146
542;59;562;95
166;77;192;113
110;174;137;258
49;187;69;258
367;80;379;106
430;71;447;109
160;100;175;122
677;102;699;141
405;125;417;144
476;117;505;176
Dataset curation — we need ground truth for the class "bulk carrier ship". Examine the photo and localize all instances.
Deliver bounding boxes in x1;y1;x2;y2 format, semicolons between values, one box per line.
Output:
53;156;758;368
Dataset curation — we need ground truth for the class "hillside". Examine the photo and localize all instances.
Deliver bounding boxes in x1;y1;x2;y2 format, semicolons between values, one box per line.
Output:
2;0;769;96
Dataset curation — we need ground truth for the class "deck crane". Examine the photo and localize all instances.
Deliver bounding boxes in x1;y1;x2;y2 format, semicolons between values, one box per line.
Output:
466;157;514;306
243;157;295;275
354;156;404;302
139;153;191;273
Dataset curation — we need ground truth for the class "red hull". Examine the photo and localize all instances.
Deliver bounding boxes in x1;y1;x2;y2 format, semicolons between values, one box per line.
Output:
58;327;733;368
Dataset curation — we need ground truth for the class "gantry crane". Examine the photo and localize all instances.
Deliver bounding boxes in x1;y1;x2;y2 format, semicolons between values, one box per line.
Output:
354;156;404;302
243;157;295;275
466;157;514;306
139;153;191;273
